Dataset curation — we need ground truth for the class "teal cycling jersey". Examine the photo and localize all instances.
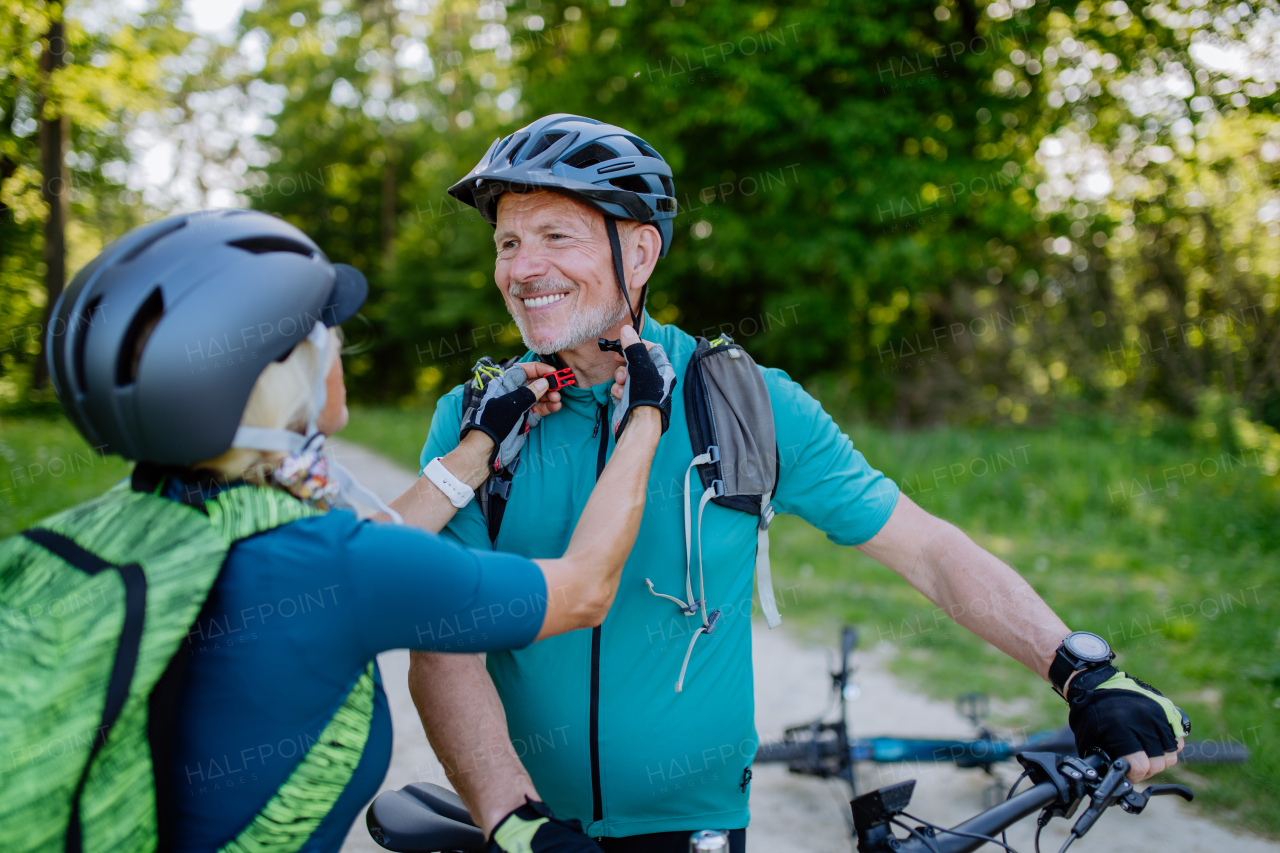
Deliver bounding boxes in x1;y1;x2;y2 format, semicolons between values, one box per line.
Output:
420;314;899;838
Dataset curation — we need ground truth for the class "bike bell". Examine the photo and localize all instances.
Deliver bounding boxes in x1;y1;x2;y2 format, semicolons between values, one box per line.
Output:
689;830;729;852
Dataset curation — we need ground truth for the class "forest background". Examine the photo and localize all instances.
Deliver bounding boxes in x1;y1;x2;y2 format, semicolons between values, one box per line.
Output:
1;0;1278;437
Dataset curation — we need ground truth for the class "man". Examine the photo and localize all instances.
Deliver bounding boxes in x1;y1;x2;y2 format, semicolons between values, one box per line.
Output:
409;115;1187;852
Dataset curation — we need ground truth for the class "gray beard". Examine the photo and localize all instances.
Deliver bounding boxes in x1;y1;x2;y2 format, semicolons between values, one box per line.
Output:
508;278;629;355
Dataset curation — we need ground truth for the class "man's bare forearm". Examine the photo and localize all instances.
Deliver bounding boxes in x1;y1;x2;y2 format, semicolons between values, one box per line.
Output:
408;651;538;836
858;494;1068;680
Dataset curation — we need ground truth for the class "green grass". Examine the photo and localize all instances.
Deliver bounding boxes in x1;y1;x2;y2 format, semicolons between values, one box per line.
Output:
0;415;133;539
5;404;1277;834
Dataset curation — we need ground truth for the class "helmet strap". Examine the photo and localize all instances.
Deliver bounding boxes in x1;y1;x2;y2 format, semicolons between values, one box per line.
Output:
225;321;404;523
604;217;645;334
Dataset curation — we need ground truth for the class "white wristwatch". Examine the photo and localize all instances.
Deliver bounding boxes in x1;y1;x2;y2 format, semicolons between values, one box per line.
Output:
422;457;474;508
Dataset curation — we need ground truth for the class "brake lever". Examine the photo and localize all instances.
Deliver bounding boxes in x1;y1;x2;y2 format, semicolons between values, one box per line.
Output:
1068;758;1132;839
1120;784;1194;815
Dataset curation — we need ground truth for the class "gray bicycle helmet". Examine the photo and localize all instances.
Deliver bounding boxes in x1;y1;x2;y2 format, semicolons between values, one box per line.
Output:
47;209;367;466
448;114;678;331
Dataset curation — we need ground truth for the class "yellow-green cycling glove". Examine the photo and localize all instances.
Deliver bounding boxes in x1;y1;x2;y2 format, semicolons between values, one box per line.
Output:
489;799;602;853
1067;666;1189;760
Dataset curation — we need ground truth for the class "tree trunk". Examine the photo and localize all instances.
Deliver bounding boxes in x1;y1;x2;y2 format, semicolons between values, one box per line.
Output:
381;153;396;268
32;13;68;391
0;89;18;221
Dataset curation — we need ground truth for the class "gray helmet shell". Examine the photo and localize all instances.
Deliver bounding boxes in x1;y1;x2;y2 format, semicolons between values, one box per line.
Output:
47;209;366;465
448;113;678;256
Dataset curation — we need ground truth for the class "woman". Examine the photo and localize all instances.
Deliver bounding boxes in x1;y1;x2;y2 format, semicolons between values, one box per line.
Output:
2;210;672;853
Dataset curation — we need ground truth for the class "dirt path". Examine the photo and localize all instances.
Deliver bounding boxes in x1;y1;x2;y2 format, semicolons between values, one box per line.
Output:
332;439;1278;853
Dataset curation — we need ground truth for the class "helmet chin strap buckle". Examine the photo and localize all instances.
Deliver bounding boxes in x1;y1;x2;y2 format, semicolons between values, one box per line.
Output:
598;338;624;354
544;366;577;391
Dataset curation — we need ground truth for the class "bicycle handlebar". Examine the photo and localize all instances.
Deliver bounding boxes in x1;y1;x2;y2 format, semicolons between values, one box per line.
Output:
926;778;1062;853
854;752;1193;853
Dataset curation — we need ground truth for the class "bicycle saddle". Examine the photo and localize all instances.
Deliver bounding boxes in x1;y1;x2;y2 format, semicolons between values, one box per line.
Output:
367;782;486;852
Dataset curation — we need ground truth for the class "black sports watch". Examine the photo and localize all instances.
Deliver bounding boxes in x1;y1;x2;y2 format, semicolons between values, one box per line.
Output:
1049;631;1115;697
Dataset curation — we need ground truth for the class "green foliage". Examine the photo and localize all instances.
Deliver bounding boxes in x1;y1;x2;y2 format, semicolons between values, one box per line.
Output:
0;0;188;403
514;0;1048;420
223;0;1279;430
3;0;1277;427
227;0;530;401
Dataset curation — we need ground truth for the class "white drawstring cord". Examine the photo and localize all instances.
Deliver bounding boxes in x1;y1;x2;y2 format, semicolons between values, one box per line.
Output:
675;609;722;692
645;579;699;615
648;450;725;691
681;451;713;605
676;628;707;693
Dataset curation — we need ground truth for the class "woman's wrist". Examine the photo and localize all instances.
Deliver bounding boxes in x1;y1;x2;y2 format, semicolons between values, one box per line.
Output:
443;431;498;488
616;407;662;445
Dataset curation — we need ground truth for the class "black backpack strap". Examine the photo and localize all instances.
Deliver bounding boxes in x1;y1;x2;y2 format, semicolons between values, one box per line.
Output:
21;529;148;853
476;456;519;544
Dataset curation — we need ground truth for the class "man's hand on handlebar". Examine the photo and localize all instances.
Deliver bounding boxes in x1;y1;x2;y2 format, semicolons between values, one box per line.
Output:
1066;667;1188;783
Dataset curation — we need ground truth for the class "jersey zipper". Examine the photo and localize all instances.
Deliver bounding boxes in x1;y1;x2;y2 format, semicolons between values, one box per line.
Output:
590;400;608;824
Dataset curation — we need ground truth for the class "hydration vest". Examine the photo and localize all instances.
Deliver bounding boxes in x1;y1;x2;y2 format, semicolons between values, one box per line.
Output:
0;479;376;853
464;332;781;689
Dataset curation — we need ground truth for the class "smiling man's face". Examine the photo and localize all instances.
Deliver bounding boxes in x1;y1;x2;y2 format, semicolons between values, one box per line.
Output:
493;190;632;355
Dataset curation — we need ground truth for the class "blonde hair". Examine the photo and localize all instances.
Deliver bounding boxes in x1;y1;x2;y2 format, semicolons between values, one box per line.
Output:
198;328;340;483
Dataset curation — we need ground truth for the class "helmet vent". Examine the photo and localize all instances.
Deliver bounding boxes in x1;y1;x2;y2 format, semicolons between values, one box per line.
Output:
524;132;567;162
565;143;618;170
116;288;164;387
228;236;315;256
72;296;104;394
609;175;651;195
503;132;530;164
119;219;187;263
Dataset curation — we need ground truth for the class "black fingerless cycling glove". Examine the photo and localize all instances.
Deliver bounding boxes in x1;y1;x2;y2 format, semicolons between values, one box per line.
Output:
611;340;676;438
1067;665;1187;760
489;798;602;853
461;365;541;471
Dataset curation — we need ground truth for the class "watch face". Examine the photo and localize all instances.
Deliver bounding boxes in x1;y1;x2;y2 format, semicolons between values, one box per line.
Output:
1065;631;1111;662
